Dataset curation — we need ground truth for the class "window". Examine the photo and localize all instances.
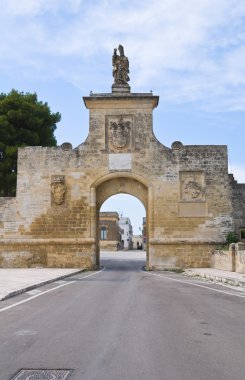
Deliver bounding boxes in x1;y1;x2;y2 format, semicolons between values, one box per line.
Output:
100;226;107;240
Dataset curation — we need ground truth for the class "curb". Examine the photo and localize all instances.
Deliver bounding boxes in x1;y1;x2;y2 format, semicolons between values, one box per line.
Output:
184;270;245;288
0;269;85;301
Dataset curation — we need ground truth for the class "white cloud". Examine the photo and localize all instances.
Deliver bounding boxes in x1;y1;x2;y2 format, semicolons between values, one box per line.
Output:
1;0;82;16
0;0;245;110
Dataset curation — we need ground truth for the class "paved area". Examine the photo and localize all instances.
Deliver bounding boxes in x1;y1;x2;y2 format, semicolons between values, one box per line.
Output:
0;268;83;301
1;250;245;302
185;267;245;287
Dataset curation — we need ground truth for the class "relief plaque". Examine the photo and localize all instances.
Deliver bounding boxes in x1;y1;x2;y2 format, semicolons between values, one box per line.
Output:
180;171;205;202
107;115;132;153
179;171;207;216
51;175;66;206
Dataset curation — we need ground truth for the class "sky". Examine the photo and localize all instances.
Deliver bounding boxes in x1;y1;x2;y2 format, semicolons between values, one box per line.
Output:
1;0;245;232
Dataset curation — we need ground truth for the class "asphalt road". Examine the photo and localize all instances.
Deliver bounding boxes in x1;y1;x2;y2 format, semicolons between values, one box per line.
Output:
0;254;245;380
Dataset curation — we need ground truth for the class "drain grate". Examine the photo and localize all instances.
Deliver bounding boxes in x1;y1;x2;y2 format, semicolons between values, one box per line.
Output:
10;369;73;380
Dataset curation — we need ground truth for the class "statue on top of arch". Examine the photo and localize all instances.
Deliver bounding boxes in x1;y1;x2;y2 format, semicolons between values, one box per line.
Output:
112;45;130;87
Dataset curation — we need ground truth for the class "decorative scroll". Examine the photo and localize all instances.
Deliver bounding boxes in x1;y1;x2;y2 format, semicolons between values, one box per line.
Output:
61;142;72;151
171;141;183;150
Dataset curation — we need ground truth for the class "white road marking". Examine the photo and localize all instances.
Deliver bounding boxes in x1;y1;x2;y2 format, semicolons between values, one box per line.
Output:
144;271;245;299
26;289;42;295
54;280;66;284
0;270;103;313
14;329;38;336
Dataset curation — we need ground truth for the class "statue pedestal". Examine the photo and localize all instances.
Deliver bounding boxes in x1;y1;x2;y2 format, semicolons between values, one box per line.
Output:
111;83;131;94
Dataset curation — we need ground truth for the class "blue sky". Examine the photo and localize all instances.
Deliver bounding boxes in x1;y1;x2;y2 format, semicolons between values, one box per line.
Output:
1;0;245;232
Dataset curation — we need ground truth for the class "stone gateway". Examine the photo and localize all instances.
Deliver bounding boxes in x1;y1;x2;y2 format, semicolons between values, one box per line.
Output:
1;46;245;269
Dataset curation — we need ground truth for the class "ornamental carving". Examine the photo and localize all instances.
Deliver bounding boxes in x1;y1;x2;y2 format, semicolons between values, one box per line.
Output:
51;176;66;205
61;142;72;151
171;141;183;150
180;171;205;201
109;116;131;150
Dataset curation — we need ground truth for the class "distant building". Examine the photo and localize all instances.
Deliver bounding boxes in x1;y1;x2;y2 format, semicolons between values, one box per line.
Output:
132;235;143;250
142;217;147;250
99;212;123;251
119;217;133;250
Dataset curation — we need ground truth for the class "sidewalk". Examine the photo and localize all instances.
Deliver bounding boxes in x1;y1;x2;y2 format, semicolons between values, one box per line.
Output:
185;268;245;288
0;268;84;301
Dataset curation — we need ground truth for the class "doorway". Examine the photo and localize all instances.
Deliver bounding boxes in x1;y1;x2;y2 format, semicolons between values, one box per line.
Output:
99;194;146;267
92;174;150;268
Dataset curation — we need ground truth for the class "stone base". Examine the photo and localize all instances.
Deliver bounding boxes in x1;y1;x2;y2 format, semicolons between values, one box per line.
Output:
0;238;219;270
111;83;131;94
0;239;96;269
147;241;218;270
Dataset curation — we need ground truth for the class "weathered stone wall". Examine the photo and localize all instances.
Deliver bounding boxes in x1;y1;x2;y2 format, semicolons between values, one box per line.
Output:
0;92;241;269
212;243;245;274
229;174;245;238
150;241;216;269
0;197;17;237
0;239;95;268
235;242;245;273
99;219;119;242
99;212;121;251
211;248;234;271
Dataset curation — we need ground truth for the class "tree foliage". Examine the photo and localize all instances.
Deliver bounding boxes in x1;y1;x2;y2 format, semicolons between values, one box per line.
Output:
0;90;61;196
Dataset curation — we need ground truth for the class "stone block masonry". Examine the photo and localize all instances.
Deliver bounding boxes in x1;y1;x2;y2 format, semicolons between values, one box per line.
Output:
0;62;243;269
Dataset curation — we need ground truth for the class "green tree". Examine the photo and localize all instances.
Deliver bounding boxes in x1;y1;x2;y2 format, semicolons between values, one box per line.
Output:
0;90;61;196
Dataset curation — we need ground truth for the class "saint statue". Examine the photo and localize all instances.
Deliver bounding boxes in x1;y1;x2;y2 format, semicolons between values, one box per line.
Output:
112;45;130;85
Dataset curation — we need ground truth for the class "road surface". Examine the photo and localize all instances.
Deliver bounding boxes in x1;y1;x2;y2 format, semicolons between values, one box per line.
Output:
0;252;245;380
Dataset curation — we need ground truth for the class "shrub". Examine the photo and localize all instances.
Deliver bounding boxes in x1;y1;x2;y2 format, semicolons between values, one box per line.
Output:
225;231;239;246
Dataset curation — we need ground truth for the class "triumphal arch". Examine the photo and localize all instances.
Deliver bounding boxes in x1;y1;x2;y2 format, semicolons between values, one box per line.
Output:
1;45;245;269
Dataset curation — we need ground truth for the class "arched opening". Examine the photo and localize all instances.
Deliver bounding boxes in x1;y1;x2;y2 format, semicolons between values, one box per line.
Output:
99;194;146;266
91;174;151;268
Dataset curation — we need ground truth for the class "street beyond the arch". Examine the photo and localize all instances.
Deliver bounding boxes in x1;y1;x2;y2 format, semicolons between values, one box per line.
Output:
0;251;245;380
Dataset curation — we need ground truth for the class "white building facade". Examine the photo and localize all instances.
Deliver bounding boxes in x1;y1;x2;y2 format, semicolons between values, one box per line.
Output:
119;217;133;250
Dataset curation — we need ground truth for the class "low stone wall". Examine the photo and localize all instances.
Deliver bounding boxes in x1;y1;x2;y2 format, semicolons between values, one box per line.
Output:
211;249;234;271
235;243;245;273
212;243;245;273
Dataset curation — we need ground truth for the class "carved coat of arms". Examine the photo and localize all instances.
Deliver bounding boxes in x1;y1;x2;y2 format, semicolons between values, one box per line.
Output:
180;171;205;201
109;116;130;150
51;176;66;205
182;180;203;200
